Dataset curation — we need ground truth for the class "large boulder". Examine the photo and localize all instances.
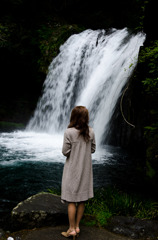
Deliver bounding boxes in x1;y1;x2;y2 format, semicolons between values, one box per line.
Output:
11;192;68;231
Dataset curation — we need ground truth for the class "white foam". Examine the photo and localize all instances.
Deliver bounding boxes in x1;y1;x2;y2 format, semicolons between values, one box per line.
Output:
0;131;65;165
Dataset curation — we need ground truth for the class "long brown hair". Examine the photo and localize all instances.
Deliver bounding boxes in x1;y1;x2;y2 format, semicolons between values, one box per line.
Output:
68;106;90;142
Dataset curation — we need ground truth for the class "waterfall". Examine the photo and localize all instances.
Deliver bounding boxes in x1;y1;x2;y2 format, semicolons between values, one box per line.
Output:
27;28;145;145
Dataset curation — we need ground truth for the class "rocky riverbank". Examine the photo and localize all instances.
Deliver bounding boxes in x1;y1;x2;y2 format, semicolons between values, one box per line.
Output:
0;193;158;240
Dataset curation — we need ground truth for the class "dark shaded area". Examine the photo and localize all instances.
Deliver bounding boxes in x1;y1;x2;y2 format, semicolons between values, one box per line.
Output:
143;0;158;42
105;70;145;153
54;0;143;29
107;216;158;239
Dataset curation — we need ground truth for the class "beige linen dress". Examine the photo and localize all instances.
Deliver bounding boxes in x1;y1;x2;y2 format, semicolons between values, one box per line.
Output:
61;127;96;202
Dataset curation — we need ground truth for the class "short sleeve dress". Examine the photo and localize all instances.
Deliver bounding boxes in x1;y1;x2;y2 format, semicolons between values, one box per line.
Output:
61;127;96;202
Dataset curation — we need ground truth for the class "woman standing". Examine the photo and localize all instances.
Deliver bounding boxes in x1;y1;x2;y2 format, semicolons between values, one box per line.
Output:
61;106;96;239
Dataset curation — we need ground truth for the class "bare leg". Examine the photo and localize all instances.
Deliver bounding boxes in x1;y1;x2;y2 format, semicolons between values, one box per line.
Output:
76;202;85;228
68;202;76;229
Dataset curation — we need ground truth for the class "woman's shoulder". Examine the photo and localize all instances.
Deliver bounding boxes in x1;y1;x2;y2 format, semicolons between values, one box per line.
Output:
64;127;79;136
64;128;79;142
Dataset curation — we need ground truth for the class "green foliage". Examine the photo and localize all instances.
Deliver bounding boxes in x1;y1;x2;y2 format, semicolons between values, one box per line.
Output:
144;109;158;138
86;188;137;217
140;0;149;29
146;160;156;178
0;23;10;47
139;40;158;94
96;210;112;226
47;186;158;227
85;195;112;227
134;0;149;31
138;41;158;179
135;202;158;219
47;187;61;195
0;121;24;128
145;134;158;179
37;23;85;73
0;121;24;131
84;187;158;227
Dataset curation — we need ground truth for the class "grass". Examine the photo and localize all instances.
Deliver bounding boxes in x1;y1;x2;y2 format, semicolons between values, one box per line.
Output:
47;186;158;227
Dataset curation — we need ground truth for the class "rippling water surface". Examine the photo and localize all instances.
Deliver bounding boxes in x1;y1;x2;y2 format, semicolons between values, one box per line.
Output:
0;130;135;222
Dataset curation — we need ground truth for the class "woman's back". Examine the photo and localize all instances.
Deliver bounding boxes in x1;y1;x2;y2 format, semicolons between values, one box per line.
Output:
61;127;96;202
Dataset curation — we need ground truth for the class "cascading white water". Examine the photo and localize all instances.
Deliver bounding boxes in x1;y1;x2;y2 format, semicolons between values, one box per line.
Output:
27;28;145;145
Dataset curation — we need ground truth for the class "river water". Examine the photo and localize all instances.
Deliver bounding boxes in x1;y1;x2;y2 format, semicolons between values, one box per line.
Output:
0;130;142;228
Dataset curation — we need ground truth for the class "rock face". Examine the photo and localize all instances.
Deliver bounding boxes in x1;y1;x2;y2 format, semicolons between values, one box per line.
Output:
11;193;68;231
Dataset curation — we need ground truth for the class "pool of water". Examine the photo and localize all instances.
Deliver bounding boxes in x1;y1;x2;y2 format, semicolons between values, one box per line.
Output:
0;130;142;227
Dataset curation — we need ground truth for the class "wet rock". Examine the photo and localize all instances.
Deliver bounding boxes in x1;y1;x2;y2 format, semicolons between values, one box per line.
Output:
107;216;158;239
11;193;67;231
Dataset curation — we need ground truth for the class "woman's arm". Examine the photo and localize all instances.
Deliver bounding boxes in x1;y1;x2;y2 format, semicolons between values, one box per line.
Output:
62;131;71;157
91;131;96;154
